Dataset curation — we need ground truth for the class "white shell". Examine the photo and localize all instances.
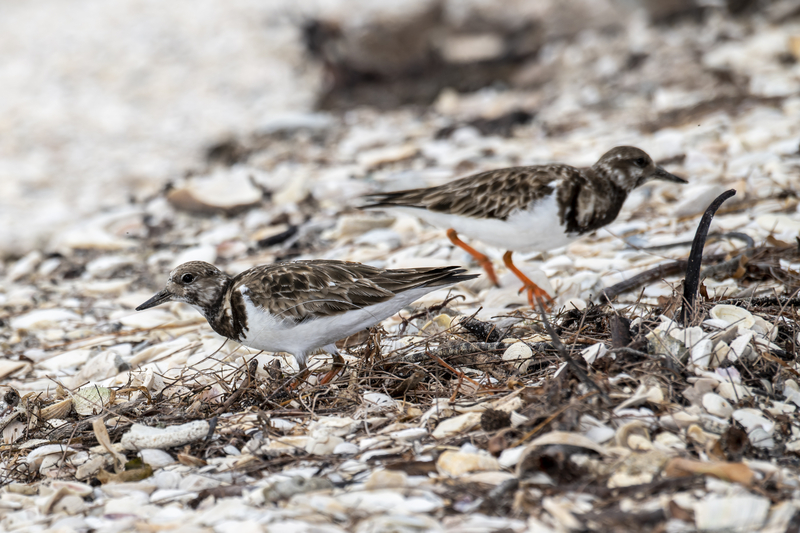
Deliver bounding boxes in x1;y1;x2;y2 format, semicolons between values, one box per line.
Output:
40;399;73;420
502;342;533;364
728;333;754;363
690;339;714;369
702;393;733;418
717;381;751;401
694;496;770;531
72;386;114;416
752;315;777;341
437;450;499;476
432;412;481;439
732;408;774;434
709;304;755;329
420;313;452;335
581;343;607;365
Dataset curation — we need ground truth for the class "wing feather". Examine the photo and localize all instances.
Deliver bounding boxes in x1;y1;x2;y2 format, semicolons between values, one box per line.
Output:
364;164;580;220
231;260;475;322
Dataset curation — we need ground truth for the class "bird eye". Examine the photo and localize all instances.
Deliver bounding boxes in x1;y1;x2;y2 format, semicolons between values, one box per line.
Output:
634;157;647;168
181;273;195;284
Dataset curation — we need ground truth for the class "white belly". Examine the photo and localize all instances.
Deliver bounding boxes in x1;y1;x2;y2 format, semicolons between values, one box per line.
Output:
392;194;576;252
239;286;435;366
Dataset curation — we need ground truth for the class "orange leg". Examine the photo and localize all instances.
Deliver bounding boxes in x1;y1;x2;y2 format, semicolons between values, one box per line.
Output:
318;352;345;385
447;228;499;287
286;366;310;391
503;251;554;307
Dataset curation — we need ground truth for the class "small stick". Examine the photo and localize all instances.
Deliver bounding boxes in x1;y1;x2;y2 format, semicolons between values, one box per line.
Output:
213;359;257;416
536;300;610;405
512;390;599;446
426;349;485;390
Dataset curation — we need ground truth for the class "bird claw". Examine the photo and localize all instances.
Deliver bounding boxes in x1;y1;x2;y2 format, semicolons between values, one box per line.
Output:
519;283;554;309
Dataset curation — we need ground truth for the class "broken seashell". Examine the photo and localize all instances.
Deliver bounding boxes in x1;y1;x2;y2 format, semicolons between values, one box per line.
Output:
702;393;733;419
732;409;774;434
502;342;533;366
615;421;650;449
711;341;729;367
727;333;754;363
432;412;482;439
420;314;452;335
694;495;769;531
751;315;777;341
646;329;686;360
690;339;714;369
437;450;499;476
717;381;751;401
40;399;73;420
581;343;607;365
709;305;755;330
72;386;115;416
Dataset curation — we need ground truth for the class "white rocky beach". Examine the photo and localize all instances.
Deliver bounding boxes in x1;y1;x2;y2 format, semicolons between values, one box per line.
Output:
1;1;800;532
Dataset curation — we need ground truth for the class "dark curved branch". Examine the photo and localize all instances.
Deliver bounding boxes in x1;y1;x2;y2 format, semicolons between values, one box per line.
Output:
680;189;737;324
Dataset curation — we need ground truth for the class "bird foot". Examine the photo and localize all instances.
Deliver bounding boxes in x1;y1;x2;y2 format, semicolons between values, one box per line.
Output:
318;366;343;385
518;283;554;309
318;354;345;385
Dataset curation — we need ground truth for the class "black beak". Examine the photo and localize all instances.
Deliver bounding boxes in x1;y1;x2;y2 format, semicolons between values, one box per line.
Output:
135;289;173;311
651;166;687;183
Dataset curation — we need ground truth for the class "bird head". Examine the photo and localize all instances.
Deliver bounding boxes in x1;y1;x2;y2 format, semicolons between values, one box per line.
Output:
136;261;230;312
593;146;686;192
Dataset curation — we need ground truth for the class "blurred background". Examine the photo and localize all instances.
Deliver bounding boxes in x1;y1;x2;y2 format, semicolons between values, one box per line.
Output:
1;0;798;258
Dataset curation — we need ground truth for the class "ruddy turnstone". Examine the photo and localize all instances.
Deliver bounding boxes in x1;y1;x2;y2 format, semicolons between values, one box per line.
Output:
136;260;477;384
363;146;686;305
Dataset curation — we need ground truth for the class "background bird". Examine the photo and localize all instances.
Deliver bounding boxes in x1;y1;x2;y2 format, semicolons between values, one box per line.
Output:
362;146;686;305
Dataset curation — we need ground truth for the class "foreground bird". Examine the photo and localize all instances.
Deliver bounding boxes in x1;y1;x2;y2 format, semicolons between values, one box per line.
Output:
136;260;477;384
363;146;686;305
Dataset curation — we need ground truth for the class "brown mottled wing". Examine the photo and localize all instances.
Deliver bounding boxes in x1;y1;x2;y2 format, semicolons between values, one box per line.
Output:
232;260;475;322
363;164;578;220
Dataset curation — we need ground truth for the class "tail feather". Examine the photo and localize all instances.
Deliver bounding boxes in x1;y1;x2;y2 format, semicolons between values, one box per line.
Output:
376;266;478;294
362;190;429;210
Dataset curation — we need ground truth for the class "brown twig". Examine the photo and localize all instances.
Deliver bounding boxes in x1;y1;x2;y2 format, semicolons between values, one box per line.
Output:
536;300;610;405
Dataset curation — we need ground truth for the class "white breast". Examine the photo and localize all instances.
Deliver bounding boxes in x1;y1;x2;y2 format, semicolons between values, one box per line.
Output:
239;286;438;367
392;193;576;252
